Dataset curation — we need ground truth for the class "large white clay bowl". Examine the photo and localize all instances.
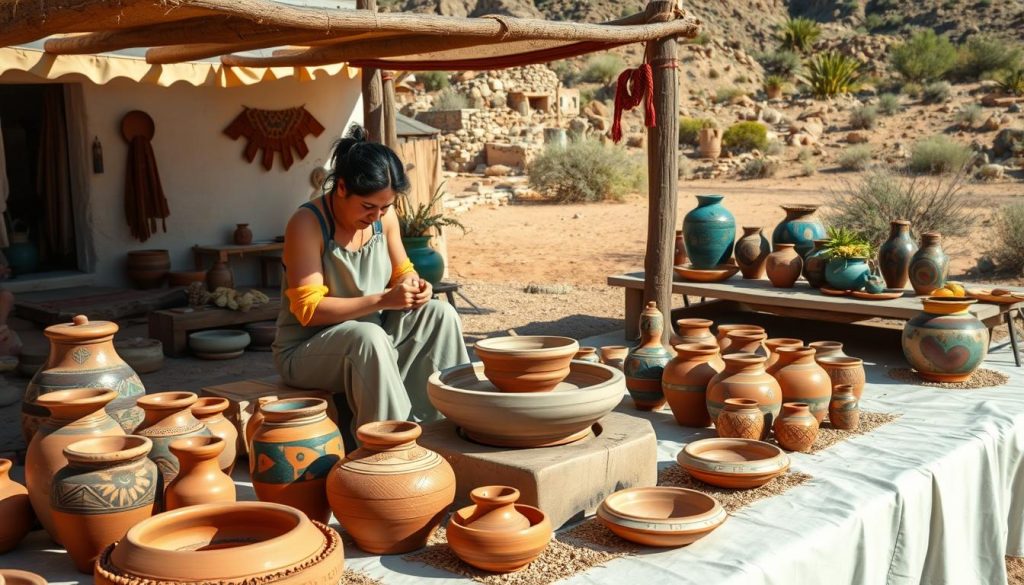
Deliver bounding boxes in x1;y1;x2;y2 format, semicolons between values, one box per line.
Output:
676;438;790;489
473;336;579;392
427;361;624;448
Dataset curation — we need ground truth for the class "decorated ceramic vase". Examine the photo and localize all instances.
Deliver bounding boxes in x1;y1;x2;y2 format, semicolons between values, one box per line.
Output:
624;301;674;410
722;329;768;357
682;195;736;269
772;204;827;257
768;346;832;422
26;388;125;541
51;436;158;573
673;229;687;266
808;341;846;358
765;244;803;288
662;343;725;428
165;436;236;511
908;233;949;295
446;485;552;573
801;240;830;289
599;346;628;371
22;315;145;443
825;257;871;291
0;458;33;553
715;397;766;440
251;398;343;524
879;220;918;290
134;392;212;490
705;353;783;428
773;402;819;452
716;324;765;352
764;338;804;370
735;226;771;279
816;356;866;399
828;385;860;430
574;347;601;363
326;420;455;554
901;297;989;382
191;397;239;475
671;318;717;347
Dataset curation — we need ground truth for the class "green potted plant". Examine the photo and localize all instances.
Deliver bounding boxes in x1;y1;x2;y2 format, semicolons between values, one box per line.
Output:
397;182;466;285
821;227;875;291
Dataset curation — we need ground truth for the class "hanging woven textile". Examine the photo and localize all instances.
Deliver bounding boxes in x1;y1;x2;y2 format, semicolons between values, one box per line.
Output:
223;106;325;171
122;110;170;243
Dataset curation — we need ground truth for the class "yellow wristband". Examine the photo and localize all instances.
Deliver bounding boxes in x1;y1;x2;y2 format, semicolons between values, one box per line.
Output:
390;258;415;284
285;284;329;326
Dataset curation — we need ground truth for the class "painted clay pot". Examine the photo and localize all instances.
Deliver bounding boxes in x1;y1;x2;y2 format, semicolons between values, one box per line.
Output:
26;388;125;541
599;345;628;371
251;398;343;524
715;397;766;440
624;301;674;410
698;127;723;160
676;438;790;489
879;220;918;290
765;243;803;288
0;458;33;553
574;347;601;363
908;232;949;296
191;397;238;475
764;338;804;370
233;223;253;245
808;341;846;358
662;343;725;428
51;435;158;573
206;260;234;291
722;329;768;357
716;324;765;352
326;420;455;554
671;318;716;347
901;297;989;382
828;385;860;430
474;336;579;393
825;257;871;291
673;229;687;266
446;486;552;573
771;204;826;257
816;356;866;399
773;402;819;452
22;314;145;444
0;570;48;585
734;226;771;279
768;346;832;422
245;395;277;452
93;502;344;585
706;353;783;428
165;436;236;511
682;194;735;269
134;392;212;490
801;240;830;289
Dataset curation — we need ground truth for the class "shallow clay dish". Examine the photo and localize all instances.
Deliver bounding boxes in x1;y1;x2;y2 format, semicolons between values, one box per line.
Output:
193;350;245;360
120;110;155;142
597;486;726;547
473;336;579;393
966;288;1024;304
850;289;905;301
676;437;790;489
674;263;740;283
188;329;251;356
819;287;849;297
0;570;48;585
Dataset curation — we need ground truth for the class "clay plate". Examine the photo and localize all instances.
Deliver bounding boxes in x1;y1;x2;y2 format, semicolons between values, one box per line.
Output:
819;287;849;297
674;263;740;283
676;437;790;489
850;289;905;301
189;329;252;354
121;110;155;142
597;487;726;547
966;288;1024;304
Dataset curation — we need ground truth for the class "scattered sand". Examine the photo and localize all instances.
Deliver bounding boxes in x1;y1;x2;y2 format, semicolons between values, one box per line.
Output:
657;467;813;514
887;367;1009;389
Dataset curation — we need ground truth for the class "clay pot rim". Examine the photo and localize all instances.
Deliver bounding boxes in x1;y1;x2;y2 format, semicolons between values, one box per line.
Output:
169;435;225;459
44;314;118;341
722;352;767;365
773;243;797;249
599;345;629;351
832;384;858;395
600;486;724;525
781;402;813;412
695;194;725;203
574;346;598;355
474;335;579;358
0;570;48;585
780;203;819;213
64;435;152;465
921;231;941;239
722;397;760;409
137;391;198;411
357;419;421;445
740;225;763;232
727;330;767;342
765;338;803;349
451;502;550;535
676;318;714;328
678;438;790;474
192;397;230;417
816;356;863;366
891;219;911;226
470;485;520;506
0;458;11;474
922;297;976;314
262;397;328;422
673;342;720;356
809;341;843;349
430;361;622;401
716;324;765;338
36;387;118;408
774;345;815;356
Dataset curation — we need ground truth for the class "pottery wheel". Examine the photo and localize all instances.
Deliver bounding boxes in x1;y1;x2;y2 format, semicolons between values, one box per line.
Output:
193;350;245;360
457;423;596;449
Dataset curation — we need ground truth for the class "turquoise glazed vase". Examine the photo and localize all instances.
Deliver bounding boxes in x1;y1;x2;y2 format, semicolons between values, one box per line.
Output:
772;204;826;257
403;236;445;285
824;257;871;291
902;297;988;382
908;232;949;296
624;302;673;411
682;195;735;269
801;240;830;289
878;220;918;290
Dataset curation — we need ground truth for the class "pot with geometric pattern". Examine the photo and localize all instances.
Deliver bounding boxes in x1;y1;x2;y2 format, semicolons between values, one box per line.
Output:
133;392;211;491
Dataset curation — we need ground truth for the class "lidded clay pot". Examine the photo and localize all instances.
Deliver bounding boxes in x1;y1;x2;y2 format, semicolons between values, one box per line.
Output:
662;343;724;428
134;392;212;490
715;397;766;440
829;385;860;431
722;329;768;357
165;436;236;511
764;338;804;370
191;397;238;474
670;318;716;347
0;458;33;553
624;302;674;411
769;346;832;422
446;486;553;573
773;402;819;452
716;324;765;352
326;420;455;554
705;353;782;429
816;355;867;399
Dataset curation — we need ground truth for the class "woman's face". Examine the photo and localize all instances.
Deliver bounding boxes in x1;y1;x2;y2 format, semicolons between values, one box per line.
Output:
335;183;396;230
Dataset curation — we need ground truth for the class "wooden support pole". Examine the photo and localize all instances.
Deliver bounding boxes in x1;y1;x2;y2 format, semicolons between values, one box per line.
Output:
382;72;400;152
357;0;384;143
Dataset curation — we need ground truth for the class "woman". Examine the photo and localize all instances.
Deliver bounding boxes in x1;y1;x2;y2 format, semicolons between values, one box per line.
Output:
273;125;469;440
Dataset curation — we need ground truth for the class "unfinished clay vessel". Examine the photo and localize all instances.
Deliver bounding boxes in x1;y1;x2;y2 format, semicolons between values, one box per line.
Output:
597;486;727;547
0;458;33;553
764;338;804;370
676;437;790;489
715;398;765;440
828;385;860;430
716;324;765;352
326;420;455;554
773;402;819;452
765;243;803;288
705;353;782;428
663;343;724;428
722;329;768;357
816;355;866;399
624;302;673;410
734;226;770;279
670;318;716;347
474;336;579;393
769;346;832;422
191;397;238;474
165;436;236;511
598;345;628;371
134;392;212;490
446;486;552;572
808;341;846;358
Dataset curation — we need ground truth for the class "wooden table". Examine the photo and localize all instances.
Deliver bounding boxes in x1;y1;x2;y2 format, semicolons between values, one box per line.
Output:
148;300;280;357
192;241;284;270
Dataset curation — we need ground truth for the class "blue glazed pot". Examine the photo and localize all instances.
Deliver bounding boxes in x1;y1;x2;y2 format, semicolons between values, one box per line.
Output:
772;205;826;257
682;195;735;269
902;298;988;382
864;275;887;294
824;257;871;291
403;236;445;285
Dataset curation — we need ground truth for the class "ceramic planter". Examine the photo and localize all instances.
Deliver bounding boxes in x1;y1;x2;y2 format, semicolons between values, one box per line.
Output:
765;244;803;288
403;236;445;285
722;330;768;357
901;297;989;382
191;397;238;474
597;487;727;547
706;353;782;428
801;240;830;288
625;302;674;410
768;346;832;422
662;343;724;428
0;458;33;553
715;397;765;440
764;338;804;370
825;257;871;291
676;437;790;489
446;486;552;573
574;347;601;363
908;232;949;295
474;336;579;393
682;195;735;269
165;436;236;511
773;402;819;452
828;385;860;430
671;318;716;347
716;324;765;352
734;226;770;279
816;356;866;399
134;392;212;490
879;220;918;289
771;204;826;257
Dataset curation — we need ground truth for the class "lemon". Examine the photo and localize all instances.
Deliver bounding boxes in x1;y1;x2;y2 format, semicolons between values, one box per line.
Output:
945;282;965;297
931;288;955;297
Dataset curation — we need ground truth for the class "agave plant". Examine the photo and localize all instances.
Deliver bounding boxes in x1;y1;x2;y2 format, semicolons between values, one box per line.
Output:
397;181;466;238
778;17;821;53
803;52;861;98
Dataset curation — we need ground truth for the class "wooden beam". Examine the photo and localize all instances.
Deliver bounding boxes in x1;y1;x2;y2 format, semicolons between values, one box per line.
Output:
44;16;293;54
146;31;402;64
358;0;383;144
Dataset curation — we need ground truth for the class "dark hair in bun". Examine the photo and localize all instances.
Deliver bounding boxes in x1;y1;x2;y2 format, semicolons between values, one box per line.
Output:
324;124;410;196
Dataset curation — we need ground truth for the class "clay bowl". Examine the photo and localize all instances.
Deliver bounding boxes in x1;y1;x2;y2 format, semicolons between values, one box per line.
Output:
245;320;277;351
93;501;343;585
597;486;726;547
427;361;624;448
188;329;252;360
674;263;740;283
168;270;208;287
473;336;579;393
0;570;48;585
114;337;164;374
676;438;790;489
447;487;553;572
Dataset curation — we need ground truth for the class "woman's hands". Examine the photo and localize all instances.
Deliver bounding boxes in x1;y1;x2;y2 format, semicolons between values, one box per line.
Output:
381;277;432;310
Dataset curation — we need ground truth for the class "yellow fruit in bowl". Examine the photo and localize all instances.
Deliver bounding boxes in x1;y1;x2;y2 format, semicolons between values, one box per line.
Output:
945;282;965;297
930;288;955;297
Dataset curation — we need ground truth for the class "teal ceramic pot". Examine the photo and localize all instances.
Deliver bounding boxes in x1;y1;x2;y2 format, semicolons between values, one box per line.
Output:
878;220;918;290
864;275;886;294
682;195;736;269
824;257;871;291
772;205;826;257
908;232;949;296
403;236;445;285
901;298;988;382
624;302;673;411
801;240;830;289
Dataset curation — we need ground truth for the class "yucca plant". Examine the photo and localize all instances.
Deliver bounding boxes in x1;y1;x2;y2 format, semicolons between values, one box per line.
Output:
997;68;1024;96
803;52;861;98
397;181;466;237
764;74;788;98
778;17;822;53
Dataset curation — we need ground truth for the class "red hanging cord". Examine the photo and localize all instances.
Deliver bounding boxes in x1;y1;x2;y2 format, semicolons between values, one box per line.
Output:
611;63;655;143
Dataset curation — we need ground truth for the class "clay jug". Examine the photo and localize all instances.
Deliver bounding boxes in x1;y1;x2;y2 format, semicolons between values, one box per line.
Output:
573;347;601;363
671;318;716;347
244;395;277;453
682;195;735;269
768;346;832;422
446;485;551;573
879;220;918;290
51;436;158;573
816;356;866;399
134;392;212;490
251;398;344;524
706;353;782;428
191;397;239;474
764;338;804;370
662;343;725;428
26;388;125;541
206;260;235;291
828;385;860;430
722;329;768;357
326;420;455;554
599;345;628;371
0;458;33;553
908;232;949;295
771;204;827;257
698;127;722;160
716;397;766;440
716;324;765;352
808;341;846;358
233;223;253;246
765;243;803;288
165;436;236;511
673;229;687;266
22;314;145;443
901;297;988;382
624;301;674;411
734;226;771;279
773;402;819;452
802;240;830;289
462;485;530;532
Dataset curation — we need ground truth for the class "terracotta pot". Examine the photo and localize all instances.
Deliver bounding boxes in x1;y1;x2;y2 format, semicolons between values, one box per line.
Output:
573;346;600;363
802;239;830;289
191;397;238;475
244;396;277;453
706;353;782;429
0;570;48;585
716;397;766;440
673;229;687;266
816;356;866;399
0;458;33;553
245;320;277;351
26;388;125;541
764;338;804;370
768;346;832;422
51;436;158;573
879;220;918;290
808;341;846;358
766;85;784;100
722;329;768;357
134;392;212;490
326;420;455;554
765;243;803;288
206;260;235;292
474;336;579;393
908;232;949;296
598;345;628;371
446;486;552;573
662;343;724;428
829;385;860;430
901;297;988;382
93;502;344;585
166;436;236;511
251;398;343;524
716;324;765;352
773;402;819;452
771;204;827;258
670;318;716;347
233;223;253;245
125;249;170;289
698;127;723;160
734;226;771;279
624;301;673;410
22;314;145;444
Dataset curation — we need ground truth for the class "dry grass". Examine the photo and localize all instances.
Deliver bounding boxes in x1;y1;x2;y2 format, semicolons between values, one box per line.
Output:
657;467;813;514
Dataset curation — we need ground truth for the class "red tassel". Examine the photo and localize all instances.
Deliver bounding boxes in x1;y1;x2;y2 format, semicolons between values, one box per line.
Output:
611;63;656;144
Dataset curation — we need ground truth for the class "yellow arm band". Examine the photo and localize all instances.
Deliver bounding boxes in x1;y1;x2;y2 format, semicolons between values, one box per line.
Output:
285;284;329;327
390;258;416;285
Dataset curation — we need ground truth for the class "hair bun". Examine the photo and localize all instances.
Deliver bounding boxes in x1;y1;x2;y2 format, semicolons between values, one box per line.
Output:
345;124;368;143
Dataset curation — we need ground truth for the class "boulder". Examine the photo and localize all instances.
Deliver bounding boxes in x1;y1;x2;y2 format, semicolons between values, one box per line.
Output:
993;128;1024;157
977;164;1005;180
846;131;870;144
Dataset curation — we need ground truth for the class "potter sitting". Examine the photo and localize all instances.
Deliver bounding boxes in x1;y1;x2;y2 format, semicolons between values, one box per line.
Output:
273;124;469;441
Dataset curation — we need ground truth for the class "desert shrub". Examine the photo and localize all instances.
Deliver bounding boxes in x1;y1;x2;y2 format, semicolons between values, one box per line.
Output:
549;60;579;87
955;104;985;129
527;140;644;203
849;105;878;130
715;86;747;104
417;71;450;92
901;82;923;98
581;54;626;86
908;135;973;174
764;74;788;94
758;49;802;78
877;93;901;115
779;17;821;53
678;155;693;179
803;51;861;97
800;159;818;176
922;81;951;104
797;148;814;162
692;32;712;46
838;145;874;171
997;68;1024;96
741;158;779;179
432;88;469;110
955;36;1023;80
989;203;1024;275
722;121;769;152
765;140;785;156
679;117;717;146
863;13;885;32
890;30;957;82
735;74;750;84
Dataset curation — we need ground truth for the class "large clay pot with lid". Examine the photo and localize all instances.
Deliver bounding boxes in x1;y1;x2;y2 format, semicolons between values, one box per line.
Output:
22;314;145;443
134;392;212;490
662;343;724;428
706;353;782;429
802;240;830;289
51;435;158;573
624;301;674;411
766;244;803;288
446;485;553;573
26;388;125;541
734;226;771;279
764;338;803;370
326;420;455;554
772;204;827;257
773;402;819;452
768;346;832;422
0;458;33;553
816;355;866;398
722;329;767;357
682;195;735;269
879;220;918;289
125;249;170;289
716;324;764;352
670;318;716;347
165;436;236;511
901;297;988;382
715;397;766;440
251;398;343;524
908;232;949;295
191;397;238;474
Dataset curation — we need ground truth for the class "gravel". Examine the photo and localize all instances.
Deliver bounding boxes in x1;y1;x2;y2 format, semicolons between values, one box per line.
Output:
887;368;1009;389
657;467;814;514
